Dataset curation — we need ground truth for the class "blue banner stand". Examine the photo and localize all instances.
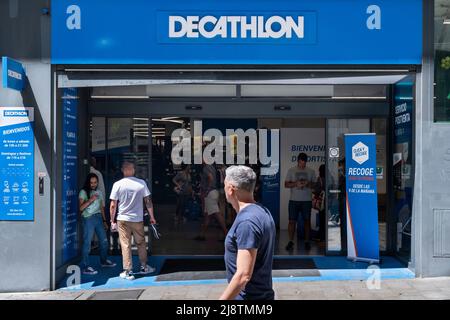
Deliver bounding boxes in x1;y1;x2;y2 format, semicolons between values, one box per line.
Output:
344;133;380;264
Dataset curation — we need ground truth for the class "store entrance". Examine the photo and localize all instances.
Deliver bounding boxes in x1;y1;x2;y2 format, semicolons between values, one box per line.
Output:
90;116;333;256
88;114;389;257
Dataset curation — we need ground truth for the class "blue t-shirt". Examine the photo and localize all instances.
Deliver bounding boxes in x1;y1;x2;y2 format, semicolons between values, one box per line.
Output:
224;203;276;300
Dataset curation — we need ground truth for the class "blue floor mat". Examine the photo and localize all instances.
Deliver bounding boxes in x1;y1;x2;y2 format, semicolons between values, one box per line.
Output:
57;255;413;291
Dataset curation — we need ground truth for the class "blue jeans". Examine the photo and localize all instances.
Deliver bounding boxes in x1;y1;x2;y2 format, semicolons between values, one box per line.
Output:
81;213;109;269
289;201;312;240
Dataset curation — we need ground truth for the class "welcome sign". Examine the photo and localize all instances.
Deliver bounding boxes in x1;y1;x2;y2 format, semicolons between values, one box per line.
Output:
0;107;34;221
344;133;379;263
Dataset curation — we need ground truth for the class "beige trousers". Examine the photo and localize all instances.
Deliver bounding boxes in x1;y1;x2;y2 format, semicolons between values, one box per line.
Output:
117;220;147;271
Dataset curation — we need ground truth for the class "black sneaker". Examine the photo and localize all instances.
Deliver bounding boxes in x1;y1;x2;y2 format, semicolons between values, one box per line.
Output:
285;241;294;251
305;242;311;250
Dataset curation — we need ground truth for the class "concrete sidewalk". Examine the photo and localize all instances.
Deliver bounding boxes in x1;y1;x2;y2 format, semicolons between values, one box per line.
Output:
1;277;450;300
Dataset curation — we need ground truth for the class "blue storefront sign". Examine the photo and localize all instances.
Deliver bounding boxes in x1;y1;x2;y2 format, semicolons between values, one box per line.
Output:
62;88;79;263
51;0;422;65
2;57;25;91
0;107;34;221
344;133;379;263
393;80;413;253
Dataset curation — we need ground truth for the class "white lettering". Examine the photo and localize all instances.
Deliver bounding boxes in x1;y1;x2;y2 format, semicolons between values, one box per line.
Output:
198;16;218;39
241;16;258;38
7;69;22;81
348;168;374;176
168;15;304;39
169;16;187;38
395;103;407;115
186;16;199;38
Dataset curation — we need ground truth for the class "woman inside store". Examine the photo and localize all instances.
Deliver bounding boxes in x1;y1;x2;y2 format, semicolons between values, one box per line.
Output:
79;173;116;275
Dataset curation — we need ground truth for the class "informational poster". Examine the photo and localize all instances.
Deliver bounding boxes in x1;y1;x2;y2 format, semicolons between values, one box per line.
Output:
91;117;106;152
0;107;34;220
345;133;379;263
279;128;325;230
107;118;132;150
62;88;79;263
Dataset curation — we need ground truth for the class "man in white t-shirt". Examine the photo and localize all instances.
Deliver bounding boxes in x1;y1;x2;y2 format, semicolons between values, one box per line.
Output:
110;161;157;280
284;153;316;252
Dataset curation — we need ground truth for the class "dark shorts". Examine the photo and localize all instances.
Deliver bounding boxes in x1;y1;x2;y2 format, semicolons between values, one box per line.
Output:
288;200;312;222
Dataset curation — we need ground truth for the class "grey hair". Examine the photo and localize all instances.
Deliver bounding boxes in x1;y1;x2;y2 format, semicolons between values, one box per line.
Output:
225;165;257;193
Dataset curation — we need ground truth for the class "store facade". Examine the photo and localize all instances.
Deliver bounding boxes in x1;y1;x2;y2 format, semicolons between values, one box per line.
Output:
0;0;449;292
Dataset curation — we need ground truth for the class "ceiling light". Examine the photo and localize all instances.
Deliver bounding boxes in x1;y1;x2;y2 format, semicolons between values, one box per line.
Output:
331;96;386;100
90;95;149;99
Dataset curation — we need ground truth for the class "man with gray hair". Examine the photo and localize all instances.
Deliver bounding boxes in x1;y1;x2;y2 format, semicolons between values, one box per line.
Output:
110;161;157;280
219;165;276;300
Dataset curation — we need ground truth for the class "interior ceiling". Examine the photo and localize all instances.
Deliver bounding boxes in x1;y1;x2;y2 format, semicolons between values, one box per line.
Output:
59;72;408;88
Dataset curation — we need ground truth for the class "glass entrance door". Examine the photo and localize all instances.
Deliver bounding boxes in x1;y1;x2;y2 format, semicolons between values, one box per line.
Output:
90;117;151;253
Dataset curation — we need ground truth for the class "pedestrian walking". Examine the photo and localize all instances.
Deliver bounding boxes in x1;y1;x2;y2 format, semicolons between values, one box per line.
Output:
79;173;116;275
110;161;157;280
220;166;276;300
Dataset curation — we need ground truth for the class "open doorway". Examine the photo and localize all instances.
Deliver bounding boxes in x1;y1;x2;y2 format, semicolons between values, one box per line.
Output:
89;116;332;256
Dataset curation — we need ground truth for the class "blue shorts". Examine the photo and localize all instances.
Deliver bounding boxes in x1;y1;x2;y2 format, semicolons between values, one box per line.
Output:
288;201;312;222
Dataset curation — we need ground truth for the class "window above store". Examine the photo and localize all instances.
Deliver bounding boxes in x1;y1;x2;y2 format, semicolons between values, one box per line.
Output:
434;0;450;122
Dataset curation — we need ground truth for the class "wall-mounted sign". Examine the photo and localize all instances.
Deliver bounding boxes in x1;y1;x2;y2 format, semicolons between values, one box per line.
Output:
51;0;422;65
2;57;25;91
0;107;34;221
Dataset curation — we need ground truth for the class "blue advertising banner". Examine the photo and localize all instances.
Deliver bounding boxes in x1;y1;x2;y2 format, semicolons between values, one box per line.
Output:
393;80;413;254
2;57;25;91
261;172;280;228
0;107;34;221
261;125;280;229
62;88;79;263
344;133;379;263
51;0;422;65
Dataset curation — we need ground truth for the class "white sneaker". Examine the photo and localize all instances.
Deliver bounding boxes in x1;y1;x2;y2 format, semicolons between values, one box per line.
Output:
140;264;156;274
119;270;135;280
82;266;98;275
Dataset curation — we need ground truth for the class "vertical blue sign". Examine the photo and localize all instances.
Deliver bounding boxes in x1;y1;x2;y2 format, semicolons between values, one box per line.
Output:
344;133;379;263
393;81;413;255
2;57;26;91
62;88;79;263
0;107;34;220
261;172;280;228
